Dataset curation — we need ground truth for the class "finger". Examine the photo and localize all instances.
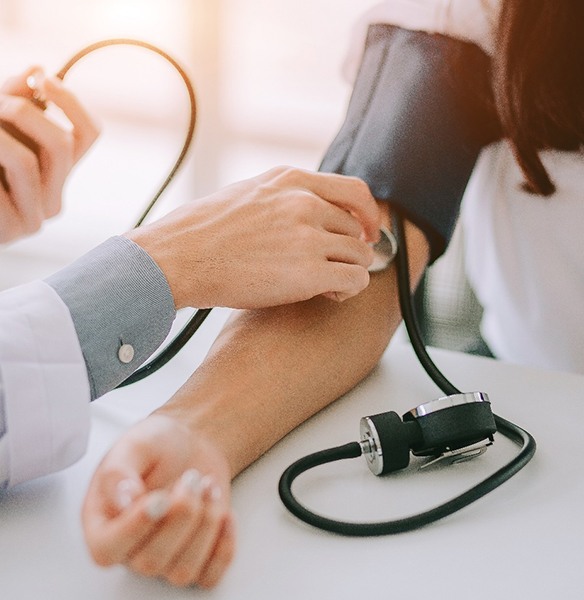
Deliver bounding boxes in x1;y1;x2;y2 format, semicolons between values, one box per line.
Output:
320;262;371;301
197;516;237;589
316;198;366;239
0;93;72;216
0;66;43;96
128;470;210;578
165;478;227;587
279;169;381;242
0;187;25;242
90;467;146;520
83;487;171;567
323;232;375;269
82;450;159;564
42;77;99;162
0;126;43;232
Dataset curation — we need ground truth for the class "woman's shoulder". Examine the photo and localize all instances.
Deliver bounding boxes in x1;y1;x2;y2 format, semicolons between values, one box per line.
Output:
374;0;500;50
343;0;500;82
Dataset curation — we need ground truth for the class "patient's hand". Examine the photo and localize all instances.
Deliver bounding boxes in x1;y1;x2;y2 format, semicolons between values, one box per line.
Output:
82;414;235;589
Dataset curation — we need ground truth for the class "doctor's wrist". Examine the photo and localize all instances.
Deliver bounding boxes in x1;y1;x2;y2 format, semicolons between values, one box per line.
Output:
123;228;199;311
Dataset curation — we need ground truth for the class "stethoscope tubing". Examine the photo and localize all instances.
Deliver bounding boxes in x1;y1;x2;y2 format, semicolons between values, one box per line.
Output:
57;38;208;388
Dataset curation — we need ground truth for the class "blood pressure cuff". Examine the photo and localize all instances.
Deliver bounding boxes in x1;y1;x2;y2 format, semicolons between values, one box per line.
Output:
320;24;501;262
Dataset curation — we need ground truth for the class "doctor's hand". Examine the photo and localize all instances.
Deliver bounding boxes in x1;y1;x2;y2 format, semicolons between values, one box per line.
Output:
82;414;235;589
0;67;99;243
125;166;381;309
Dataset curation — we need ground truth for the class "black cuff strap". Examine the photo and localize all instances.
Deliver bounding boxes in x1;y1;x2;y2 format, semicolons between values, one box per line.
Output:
320;24;500;262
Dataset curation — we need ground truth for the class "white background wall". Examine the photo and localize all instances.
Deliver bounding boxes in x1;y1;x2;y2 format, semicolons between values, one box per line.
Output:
0;0;379;287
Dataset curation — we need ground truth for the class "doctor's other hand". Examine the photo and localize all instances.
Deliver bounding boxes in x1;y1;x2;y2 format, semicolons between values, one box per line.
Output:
82;414;235;589
125;166;381;309
0;67;99;244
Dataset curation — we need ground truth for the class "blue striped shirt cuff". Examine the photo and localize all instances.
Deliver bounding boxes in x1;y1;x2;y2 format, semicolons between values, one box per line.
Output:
45;236;176;400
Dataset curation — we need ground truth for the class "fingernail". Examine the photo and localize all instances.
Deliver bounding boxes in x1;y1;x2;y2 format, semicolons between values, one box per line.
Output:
115;478;141;511
146;490;170;521
330;291;350;303
26;68;44;88
200;475;222;502
25;69;47;110
322;291;340;302
180;468;203;495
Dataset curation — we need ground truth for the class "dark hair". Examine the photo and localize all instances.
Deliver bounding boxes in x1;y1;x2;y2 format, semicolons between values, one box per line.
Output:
493;0;584;195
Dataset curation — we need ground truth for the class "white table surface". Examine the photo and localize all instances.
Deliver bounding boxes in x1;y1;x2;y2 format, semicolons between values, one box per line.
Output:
1;309;583;599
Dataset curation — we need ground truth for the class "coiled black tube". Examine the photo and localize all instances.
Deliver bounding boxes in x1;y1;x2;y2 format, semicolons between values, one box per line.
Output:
278;213;536;535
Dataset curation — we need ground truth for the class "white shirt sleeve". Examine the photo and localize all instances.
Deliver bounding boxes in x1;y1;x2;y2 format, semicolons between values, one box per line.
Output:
0;280;90;488
342;0;500;83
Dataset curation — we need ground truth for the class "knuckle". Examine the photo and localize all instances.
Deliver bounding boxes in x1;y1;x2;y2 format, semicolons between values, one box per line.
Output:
198;573;220;590
340;174;370;197
45;197;63;219
23;213;42;235
89;545;115;568
267;165;289;178
341;263;367;287
289;192;316;220
351;176;370;194
46;133;74;163
97;463;130;484
272;165;302;186
132;556;162;578
1;96;28;121
167;567;195;588
14;146;37;172
346;267;370;295
351;236;371;256
294;223;317;246
169;497;196;520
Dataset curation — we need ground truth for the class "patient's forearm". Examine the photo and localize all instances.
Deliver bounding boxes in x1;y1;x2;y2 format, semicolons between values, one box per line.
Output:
157;216;429;477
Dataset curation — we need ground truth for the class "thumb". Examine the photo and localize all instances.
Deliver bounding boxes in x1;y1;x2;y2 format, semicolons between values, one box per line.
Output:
82;445;152;565
84;462;147;525
112;476;145;513
84;432;159;522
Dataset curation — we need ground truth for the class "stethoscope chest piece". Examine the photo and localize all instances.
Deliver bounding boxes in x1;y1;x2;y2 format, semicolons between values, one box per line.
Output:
360;392;496;476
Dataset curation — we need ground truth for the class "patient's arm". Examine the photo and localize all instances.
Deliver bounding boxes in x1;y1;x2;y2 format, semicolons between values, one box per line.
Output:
82;206;429;589
160;206;428;476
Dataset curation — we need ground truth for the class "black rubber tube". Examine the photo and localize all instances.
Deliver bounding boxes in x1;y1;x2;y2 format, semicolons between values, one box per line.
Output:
278;214;536;535
56;38;213;387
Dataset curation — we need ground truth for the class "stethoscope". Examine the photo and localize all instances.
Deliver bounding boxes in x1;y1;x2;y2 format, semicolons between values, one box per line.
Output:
54;39;536;536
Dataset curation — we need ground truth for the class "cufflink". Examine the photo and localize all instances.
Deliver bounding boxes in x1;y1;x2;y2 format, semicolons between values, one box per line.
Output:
118;343;135;364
